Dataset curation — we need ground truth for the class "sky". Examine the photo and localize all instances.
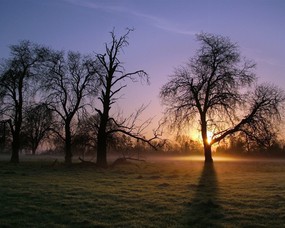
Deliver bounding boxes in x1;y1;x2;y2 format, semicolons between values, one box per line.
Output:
1;0;285;136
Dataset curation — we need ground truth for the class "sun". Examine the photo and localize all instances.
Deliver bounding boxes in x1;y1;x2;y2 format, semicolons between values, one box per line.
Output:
207;131;213;144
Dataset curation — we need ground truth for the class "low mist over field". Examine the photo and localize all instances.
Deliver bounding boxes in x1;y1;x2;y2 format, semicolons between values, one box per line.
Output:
1;156;285;227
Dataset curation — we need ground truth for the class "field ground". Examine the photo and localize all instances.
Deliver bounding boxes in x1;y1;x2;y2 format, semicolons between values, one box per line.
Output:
1;154;285;227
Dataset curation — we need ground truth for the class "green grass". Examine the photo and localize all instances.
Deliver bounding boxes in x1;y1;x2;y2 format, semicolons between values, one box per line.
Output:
1;156;285;227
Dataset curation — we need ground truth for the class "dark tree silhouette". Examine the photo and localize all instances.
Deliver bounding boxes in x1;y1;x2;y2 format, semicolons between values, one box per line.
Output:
43;51;99;164
160;33;285;162
95;29;158;168
0;41;51;163
0;119;10;152
21;103;53;155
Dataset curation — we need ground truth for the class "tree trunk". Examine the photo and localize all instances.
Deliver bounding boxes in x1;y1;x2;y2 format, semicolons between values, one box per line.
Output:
65;123;72;165
200;114;213;163
97;130;108;168
204;144;213;163
96;94;110;168
10;134;20;163
32;142;37;155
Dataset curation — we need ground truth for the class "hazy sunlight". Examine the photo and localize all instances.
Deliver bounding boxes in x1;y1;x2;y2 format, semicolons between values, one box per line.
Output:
169;155;239;162
207;131;213;144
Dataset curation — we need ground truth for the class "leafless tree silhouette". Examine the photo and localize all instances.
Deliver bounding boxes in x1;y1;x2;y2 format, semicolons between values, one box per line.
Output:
43;51;100;164
95;29;160;168
0;41;51;163
161;33;285;162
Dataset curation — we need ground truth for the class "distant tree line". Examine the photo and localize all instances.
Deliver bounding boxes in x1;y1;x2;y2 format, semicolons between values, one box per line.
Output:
162;133;285;158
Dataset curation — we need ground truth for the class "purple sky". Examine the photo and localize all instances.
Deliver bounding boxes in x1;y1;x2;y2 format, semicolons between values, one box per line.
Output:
1;0;285;135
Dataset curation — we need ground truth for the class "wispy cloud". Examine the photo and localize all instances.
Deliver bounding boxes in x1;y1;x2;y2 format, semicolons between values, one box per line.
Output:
132;11;196;36
63;0;196;36
63;0;127;13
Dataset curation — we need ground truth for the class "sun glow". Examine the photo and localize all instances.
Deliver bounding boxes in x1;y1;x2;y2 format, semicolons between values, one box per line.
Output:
207;131;213;144
189;129;214;145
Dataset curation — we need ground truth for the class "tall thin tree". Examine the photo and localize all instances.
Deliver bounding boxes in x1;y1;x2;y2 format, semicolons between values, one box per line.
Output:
95;29;152;168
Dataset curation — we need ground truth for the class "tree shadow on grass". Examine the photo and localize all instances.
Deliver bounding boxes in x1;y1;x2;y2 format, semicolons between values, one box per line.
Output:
183;163;224;227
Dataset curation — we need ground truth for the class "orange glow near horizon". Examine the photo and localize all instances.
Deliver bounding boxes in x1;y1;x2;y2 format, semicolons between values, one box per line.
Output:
191;130;214;145
207;131;213;145
189;129;213;145
169;155;239;162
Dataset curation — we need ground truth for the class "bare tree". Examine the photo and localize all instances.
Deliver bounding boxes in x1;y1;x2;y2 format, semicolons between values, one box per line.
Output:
160;33;285;162
95;29;160;168
0;41;51;163
21;103;53;155
43;51;99;164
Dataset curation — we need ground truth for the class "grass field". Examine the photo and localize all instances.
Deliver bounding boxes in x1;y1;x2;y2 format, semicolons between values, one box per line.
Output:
1;155;285;227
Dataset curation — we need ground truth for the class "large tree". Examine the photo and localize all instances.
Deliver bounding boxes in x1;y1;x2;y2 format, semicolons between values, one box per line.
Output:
43;51;99;164
160;33;285;162
95;29;157;168
0;41;51;163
